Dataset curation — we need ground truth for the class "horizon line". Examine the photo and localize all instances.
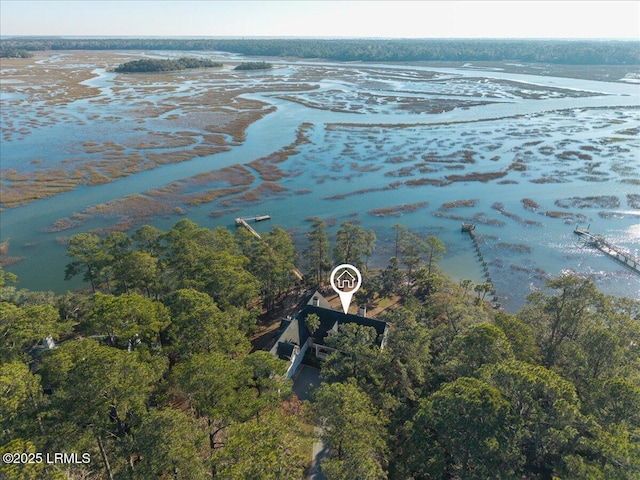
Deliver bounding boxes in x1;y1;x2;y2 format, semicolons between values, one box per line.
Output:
2;35;639;41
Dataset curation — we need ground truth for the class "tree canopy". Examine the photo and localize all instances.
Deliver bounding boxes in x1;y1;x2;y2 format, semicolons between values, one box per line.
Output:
1;216;639;479
234;61;273;71
114;57;222;73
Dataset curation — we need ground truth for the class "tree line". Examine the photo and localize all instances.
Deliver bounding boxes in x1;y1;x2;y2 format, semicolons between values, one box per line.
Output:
1;38;638;64
0;49;33;58
1;218;639;479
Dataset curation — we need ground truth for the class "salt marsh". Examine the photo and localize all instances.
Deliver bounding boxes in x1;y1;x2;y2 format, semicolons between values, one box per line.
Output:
1;51;638;309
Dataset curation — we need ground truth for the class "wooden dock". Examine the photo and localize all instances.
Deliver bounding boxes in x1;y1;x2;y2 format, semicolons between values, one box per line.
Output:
574;226;640;275
235;216;304;281
461;224;500;309
237;214;271;223
235;217;262;239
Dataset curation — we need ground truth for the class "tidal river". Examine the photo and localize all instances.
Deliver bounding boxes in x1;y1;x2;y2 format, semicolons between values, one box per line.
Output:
1;52;639;310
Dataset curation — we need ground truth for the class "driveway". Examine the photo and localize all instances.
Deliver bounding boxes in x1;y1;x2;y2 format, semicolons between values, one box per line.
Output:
292;364;321;401
292;365;327;480
309;426;329;480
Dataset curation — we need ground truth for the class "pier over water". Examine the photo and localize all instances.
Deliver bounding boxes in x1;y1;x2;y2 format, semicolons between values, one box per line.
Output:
235;215;304;281
574;226;640;276
461;223;501;309
235;217;264;239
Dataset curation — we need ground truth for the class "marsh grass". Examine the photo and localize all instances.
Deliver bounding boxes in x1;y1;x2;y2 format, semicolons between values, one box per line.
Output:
628;194;640;209
220;182;289;206
496;242;532;253
184;186;250;206
210;208;240;218
530;176;570;184
43;161;259;234
542;210;588;222
403;178;450;187
0;239;24;267
445;171;508;183
0;169;79;208
368;202;429;217
431;211;506;227
0;239;10;256
521;198;541;211
248;123;313;181
0;52;301;208
492;202;544;227
439;199;478;210
555;196;620;209
325;185;399;201
42;218;84;233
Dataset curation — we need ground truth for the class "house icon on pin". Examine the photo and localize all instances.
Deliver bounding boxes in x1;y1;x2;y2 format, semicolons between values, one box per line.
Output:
337;269;356;289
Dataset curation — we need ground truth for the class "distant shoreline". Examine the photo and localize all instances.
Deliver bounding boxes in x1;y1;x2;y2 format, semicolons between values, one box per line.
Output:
1;37;638;65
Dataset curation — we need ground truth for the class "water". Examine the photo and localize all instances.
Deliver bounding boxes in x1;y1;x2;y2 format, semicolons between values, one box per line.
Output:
1;53;639;310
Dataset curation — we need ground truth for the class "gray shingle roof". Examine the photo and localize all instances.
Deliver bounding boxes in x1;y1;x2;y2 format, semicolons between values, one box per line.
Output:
271;292;388;360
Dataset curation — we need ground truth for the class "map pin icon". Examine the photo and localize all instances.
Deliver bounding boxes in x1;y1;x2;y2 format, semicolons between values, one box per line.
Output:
330;264;362;314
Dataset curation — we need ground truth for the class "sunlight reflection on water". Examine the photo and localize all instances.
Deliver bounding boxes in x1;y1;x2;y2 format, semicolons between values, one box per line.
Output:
625;223;640;241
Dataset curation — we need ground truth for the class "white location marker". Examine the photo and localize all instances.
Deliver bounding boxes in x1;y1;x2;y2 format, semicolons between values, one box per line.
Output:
330;264;362;314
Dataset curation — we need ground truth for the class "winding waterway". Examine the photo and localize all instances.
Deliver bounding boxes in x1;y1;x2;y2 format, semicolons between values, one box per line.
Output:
1;53;639;310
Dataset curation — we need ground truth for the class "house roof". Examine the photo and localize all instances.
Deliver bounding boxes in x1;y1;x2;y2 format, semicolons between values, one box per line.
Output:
301;304;387;346
307;290;332;309
275;341;296;360
270;291;389;361
269;315;309;359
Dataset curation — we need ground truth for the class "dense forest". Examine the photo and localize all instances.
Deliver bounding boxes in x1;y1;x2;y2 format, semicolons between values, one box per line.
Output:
113;57;222;73
1;219;639;479
1;38;638;64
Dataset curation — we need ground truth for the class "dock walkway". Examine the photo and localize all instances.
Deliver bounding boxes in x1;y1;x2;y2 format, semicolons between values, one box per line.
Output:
461;223;500;309
575;226;640;276
235;217;263;239
236;216;304;281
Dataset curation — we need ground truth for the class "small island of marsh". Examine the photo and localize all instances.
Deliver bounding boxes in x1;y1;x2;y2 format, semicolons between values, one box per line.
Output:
234;61;273;71
114;57;222;73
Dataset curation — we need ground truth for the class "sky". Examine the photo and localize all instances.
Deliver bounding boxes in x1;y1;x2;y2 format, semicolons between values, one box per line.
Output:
1;1;638;39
